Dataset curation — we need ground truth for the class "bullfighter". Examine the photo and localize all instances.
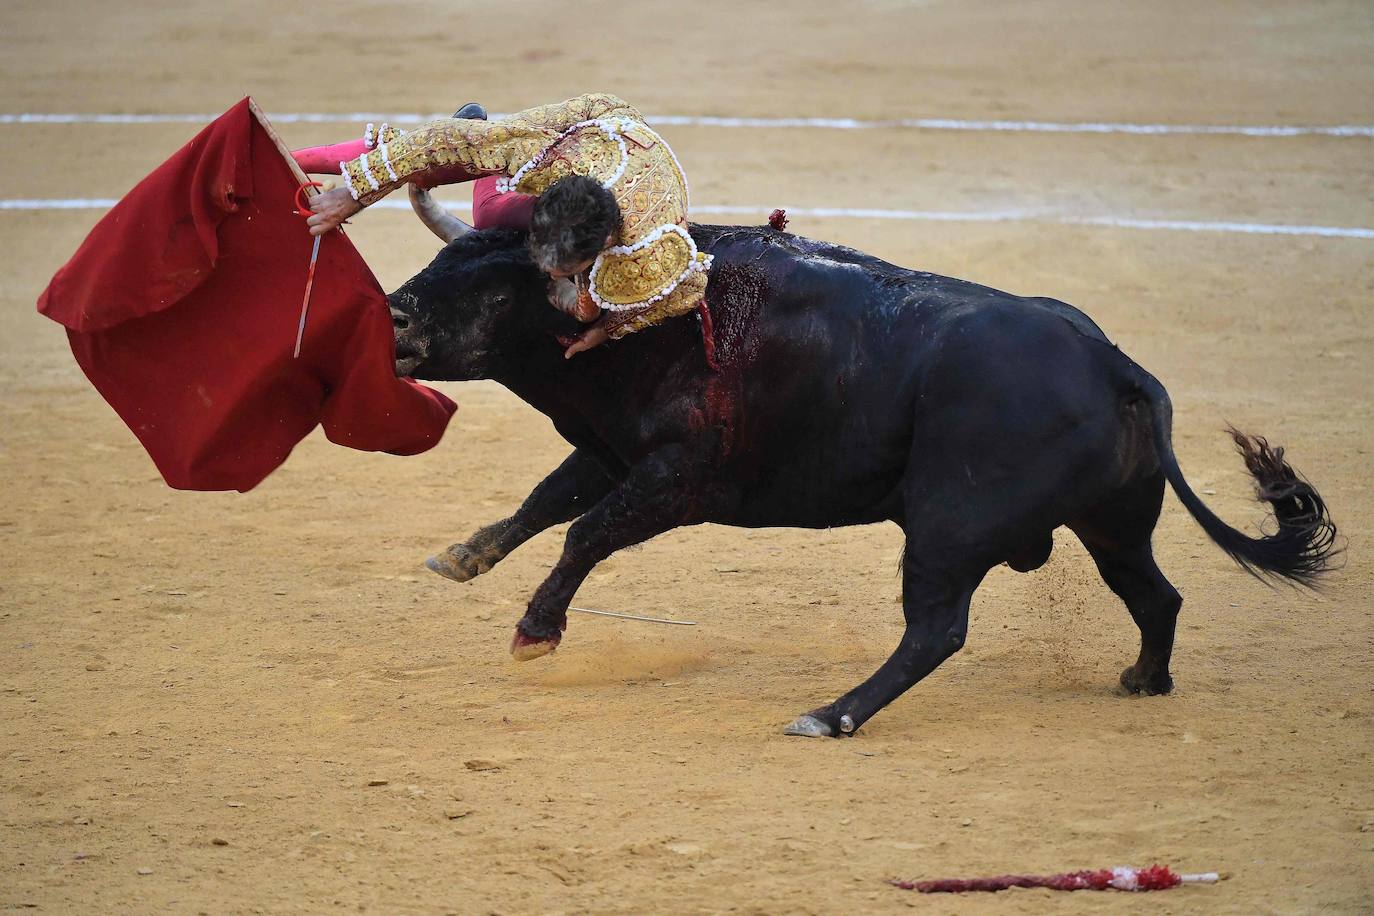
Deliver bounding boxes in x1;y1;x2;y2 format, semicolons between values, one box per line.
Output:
295;93;711;357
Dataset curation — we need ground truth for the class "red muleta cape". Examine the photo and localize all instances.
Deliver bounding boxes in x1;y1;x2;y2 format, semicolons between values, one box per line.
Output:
37;99;456;491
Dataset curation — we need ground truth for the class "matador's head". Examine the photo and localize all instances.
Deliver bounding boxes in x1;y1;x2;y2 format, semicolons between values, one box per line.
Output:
528;176;622;279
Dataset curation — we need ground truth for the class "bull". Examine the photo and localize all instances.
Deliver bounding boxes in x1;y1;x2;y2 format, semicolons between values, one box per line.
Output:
388;187;1337;737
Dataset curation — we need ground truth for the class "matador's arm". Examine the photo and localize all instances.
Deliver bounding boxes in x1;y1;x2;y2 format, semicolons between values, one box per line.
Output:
341;94;642;206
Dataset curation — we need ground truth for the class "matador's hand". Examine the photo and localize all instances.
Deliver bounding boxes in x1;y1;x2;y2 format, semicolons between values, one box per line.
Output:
306;187;362;236
563;320;611;359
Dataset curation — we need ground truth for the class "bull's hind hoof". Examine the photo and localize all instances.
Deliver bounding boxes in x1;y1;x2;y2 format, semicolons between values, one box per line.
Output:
783;712;855;738
783;714;834;737
425;544;488;583
1120;664;1174;696
510;627;560;662
784;709;857;737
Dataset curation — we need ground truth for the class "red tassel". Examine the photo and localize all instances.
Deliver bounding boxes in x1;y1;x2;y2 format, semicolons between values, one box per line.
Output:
767;208;788;231
1134;865;1184;890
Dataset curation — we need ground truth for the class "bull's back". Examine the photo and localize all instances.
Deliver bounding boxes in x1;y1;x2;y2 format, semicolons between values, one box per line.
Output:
691;227;1119;527
692;230;943;525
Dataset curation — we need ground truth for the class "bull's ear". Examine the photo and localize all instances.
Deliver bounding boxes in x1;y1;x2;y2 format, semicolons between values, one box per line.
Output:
408;184;472;244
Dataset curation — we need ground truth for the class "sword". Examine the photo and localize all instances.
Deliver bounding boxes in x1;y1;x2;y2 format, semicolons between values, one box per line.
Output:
292;180;327;359
568;606;697;626
293;233;321;359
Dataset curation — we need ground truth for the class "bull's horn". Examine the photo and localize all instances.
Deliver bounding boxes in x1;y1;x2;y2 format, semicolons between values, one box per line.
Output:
408;183;473;243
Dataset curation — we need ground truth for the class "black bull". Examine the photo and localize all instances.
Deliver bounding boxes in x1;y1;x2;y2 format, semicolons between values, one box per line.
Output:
387;222;1336;737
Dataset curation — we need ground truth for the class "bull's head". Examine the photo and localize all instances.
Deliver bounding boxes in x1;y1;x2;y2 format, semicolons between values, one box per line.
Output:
389;186;578;381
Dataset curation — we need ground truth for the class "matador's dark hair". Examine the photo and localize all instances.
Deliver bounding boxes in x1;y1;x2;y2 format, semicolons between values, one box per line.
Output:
529;175;621;273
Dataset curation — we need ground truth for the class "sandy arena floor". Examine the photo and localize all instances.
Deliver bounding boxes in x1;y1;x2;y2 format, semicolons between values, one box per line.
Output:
2;1;1372;912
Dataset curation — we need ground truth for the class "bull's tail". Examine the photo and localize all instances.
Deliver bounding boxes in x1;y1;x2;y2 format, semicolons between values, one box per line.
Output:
1141;377;1338;587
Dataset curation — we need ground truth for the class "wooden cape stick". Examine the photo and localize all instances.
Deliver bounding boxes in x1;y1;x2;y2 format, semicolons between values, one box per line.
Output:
250;100;326;358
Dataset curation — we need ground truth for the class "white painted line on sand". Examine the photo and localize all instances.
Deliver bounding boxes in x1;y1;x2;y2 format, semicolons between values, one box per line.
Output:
5;197;1371;239
1055;214;1374;239
2;111;1372;137
0;198;122;209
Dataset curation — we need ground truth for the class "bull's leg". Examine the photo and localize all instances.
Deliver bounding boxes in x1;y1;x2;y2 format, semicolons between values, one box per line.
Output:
509;446;715;660
427;449;618;583
784;552;984;738
1070;471;1180;695
1083;542;1181;695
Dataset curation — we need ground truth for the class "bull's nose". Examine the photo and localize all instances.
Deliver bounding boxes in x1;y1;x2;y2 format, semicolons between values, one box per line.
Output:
390;307;412;333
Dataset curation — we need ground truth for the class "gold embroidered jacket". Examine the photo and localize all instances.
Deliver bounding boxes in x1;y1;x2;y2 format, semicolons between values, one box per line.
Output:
340;93;711;340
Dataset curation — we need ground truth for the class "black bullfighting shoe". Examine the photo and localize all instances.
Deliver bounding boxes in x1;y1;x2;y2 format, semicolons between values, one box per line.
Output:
453;102;488;120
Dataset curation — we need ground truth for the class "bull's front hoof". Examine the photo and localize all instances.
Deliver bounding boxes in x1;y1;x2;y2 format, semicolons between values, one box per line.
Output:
1120;664;1174;696
425;544;489;583
510;627;560;662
